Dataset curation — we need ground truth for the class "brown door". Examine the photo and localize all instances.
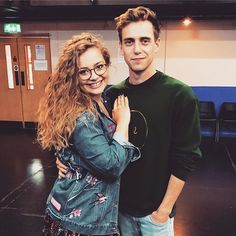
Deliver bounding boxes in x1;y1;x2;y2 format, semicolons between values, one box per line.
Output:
0;37;24;121
17;36;51;122
0;35;51;123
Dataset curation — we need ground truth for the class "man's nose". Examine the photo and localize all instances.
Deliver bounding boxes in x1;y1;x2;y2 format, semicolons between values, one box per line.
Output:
134;42;142;53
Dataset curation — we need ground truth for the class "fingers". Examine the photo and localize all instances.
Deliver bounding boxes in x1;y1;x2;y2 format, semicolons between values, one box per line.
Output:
56;158;67;179
56;158;60;166
113;98;118;109
124;96;129;107
56;158;68;173
58;170;66;179
114;95;128;108
118;95;124;106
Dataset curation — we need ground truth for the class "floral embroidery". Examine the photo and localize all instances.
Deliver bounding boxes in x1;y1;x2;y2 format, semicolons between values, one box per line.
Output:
91;193;107;206
86;175;98;186
107;123;116;136
69;208;81;218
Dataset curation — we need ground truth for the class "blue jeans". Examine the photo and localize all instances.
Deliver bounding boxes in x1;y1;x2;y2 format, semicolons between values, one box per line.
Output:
118;212;174;236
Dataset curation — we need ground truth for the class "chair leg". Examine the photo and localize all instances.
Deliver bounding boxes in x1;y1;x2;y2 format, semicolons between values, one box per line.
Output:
215;120;220;143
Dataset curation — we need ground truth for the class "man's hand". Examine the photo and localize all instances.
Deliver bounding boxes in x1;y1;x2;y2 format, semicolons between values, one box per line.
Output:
151;175;185;224
150;207;170;224
56;158;68;178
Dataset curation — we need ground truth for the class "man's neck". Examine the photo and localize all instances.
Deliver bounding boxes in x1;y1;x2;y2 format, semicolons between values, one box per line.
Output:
128;68;156;85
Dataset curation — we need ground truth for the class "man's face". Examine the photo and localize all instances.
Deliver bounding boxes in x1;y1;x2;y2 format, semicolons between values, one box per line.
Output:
120;20;160;76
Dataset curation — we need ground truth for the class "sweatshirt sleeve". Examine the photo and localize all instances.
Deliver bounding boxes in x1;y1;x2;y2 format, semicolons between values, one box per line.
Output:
171;86;202;181
71;112;140;180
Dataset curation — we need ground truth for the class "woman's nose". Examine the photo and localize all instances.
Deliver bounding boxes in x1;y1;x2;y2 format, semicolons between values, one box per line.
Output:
89;69;99;81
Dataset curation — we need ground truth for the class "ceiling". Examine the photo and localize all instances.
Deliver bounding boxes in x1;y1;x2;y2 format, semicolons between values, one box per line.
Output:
1;0;236;22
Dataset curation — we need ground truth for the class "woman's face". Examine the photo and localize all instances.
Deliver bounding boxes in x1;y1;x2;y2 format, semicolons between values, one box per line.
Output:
77;47;109;100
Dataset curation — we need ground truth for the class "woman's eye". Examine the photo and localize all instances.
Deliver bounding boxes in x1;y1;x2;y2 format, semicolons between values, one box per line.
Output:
96;64;105;70
79;69;89;75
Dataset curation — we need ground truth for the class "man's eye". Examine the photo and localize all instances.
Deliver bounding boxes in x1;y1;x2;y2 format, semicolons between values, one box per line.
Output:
79;69;89;76
141;39;150;45
124;40;133;46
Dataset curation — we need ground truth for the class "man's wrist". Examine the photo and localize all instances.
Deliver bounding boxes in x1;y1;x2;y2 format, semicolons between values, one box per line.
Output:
156;205;172;215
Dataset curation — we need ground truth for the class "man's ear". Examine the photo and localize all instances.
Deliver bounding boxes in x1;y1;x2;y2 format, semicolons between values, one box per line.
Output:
119;42;124;56
155;38;160;52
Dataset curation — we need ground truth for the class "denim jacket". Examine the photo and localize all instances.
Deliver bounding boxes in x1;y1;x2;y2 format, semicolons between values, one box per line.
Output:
46;106;140;235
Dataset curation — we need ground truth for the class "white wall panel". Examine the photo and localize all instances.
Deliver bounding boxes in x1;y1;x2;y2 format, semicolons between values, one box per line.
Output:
1;19;235;86
164;21;236;86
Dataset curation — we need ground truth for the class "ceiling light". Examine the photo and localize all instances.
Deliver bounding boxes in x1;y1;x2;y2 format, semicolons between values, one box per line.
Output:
183;17;192;26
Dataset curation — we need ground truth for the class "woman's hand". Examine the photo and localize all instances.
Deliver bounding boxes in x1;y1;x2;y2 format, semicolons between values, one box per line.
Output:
112;95;130;141
112;95;130;126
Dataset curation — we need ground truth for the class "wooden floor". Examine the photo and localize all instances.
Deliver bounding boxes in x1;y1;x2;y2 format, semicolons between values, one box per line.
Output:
0;124;236;236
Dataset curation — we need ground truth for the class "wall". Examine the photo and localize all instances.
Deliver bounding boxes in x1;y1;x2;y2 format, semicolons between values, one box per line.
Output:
1;19;236;106
165;20;236;87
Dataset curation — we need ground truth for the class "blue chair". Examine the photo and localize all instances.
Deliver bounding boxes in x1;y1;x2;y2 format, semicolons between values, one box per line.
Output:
218;102;236;140
199;101;218;141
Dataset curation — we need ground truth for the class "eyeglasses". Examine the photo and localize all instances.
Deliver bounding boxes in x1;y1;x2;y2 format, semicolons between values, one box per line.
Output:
78;63;108;81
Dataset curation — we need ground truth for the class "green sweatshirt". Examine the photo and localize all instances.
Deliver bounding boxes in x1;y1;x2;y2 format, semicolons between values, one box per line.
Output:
106;71;202;217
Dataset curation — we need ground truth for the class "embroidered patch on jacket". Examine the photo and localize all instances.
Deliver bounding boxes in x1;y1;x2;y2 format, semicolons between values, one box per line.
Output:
107;123;116;136
86;175;98;186
65;171;74;179
50;196;61;211
69;208;82;218
91;193;107;206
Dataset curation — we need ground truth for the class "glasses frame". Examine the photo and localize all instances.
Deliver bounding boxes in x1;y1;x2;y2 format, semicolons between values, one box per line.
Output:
78;63;108;81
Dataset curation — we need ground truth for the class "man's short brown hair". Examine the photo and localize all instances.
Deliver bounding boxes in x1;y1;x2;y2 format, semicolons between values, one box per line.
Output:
115;6;161;42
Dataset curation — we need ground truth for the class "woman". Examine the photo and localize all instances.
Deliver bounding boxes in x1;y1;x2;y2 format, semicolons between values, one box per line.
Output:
37;33;140;236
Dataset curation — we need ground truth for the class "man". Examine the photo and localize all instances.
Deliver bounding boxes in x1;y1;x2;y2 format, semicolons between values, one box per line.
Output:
105;6;202;236
57;6;202;236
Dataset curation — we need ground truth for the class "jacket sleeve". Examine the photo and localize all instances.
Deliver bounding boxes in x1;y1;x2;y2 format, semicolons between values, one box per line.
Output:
171;86;202;181
71;112;140;180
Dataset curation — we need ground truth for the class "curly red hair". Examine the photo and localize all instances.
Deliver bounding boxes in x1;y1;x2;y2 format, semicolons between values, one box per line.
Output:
37;33;110;150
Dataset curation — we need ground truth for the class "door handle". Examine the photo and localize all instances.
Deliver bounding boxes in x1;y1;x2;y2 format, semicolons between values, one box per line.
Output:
13;65;19;86
14;71;19;86
20;71;25;86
